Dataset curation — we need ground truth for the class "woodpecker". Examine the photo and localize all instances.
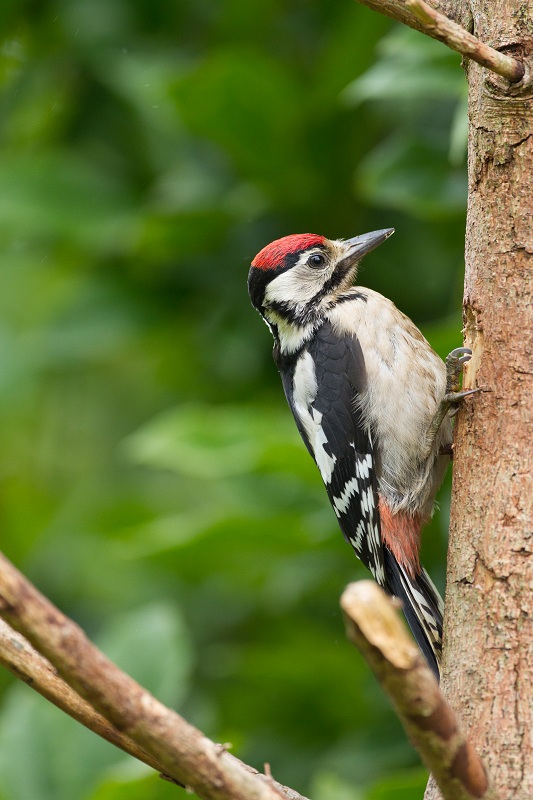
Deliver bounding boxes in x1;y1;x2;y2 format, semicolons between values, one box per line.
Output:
248;229;476;677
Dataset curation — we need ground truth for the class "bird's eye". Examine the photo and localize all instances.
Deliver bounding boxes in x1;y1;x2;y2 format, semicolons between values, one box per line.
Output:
308;252;326;269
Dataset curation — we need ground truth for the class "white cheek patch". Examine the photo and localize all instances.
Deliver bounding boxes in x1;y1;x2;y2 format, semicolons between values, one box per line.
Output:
292;352;337;484
264;264;329;307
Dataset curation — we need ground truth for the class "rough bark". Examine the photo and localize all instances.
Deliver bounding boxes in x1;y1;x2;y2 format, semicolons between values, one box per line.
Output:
426;2;533;799
341;583;495;800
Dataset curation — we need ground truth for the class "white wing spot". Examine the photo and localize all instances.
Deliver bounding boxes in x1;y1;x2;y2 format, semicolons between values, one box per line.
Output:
332;478;360;517
373;560;385;584
361;487;370;516
349;520;366;553
292;351;337;483
364;488;374;518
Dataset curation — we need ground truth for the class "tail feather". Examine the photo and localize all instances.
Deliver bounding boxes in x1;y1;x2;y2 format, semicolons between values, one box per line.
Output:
383;549;443;679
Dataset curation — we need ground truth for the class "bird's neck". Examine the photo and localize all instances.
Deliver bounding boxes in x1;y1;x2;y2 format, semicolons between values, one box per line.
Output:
263;305;321;356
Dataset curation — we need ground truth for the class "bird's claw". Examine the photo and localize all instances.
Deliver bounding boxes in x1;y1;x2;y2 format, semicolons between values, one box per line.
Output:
445;388;482;416
448;346;472;359
448;346;472;363
421;346;479;458
444;388;480;403
445;347;473;394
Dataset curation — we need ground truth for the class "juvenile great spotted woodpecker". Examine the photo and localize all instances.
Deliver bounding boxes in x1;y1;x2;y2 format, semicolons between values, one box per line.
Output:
248;229;476;677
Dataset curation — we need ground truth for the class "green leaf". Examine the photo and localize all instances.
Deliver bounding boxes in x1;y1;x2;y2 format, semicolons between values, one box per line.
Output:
121;404;302;479
365;768;428;799
0;604;193;800
97;603;193;708
356;134;467;220
88;768;180;800
343;27;463;105
312;770;365;800
0;152;138;251
171;48;312;202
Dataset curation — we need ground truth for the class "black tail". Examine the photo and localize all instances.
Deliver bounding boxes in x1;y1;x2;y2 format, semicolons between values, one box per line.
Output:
383;548;443;678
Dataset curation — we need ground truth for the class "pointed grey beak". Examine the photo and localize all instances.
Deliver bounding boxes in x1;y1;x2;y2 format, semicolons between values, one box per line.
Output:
343;228;394;263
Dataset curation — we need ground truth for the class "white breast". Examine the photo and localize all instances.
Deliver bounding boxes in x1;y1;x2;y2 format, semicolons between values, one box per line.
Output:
328;288;451;516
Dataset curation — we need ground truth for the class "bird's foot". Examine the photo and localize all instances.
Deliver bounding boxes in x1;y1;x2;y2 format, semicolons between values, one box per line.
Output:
446;347;472;393
421;347;480;459
444;347;481;414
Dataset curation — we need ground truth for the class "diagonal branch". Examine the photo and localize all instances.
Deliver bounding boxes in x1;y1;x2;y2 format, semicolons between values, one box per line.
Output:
0;551;309;800
405;0;524;83
0;617;181;784
340;581;498;800
352;0;525;84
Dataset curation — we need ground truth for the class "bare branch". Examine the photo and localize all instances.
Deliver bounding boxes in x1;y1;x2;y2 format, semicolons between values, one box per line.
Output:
0;552;310;800
405;0;524;83
351;0;463;36
340;581;498;800
0;618;182;783
351;0;524;84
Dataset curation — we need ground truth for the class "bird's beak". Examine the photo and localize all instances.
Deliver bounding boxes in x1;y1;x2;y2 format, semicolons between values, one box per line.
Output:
342;228;395;264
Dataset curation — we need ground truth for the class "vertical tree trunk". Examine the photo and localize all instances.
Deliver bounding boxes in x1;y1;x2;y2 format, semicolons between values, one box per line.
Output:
426;2;533;798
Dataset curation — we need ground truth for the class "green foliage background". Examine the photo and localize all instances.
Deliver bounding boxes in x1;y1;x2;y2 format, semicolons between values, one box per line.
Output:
0;2;467;799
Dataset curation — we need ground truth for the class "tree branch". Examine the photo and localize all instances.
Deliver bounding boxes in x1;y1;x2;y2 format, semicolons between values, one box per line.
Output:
0;551;309;800
352;0;525;84
405;0;524;83
340;581;498;800
0;617;182;783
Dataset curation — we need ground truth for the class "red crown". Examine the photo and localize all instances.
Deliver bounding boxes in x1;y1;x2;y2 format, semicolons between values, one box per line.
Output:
251;234;326;271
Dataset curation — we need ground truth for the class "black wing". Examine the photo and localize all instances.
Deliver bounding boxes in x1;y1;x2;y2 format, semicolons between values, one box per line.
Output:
274;321;443;677
276;321;385;587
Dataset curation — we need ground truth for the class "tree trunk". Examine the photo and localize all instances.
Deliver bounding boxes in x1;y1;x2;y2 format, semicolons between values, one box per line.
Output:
426;2;533;798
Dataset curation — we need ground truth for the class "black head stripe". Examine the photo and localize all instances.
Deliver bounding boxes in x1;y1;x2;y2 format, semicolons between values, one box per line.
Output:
282;242;327;271
309;260;354;305
248;243;328;312
247;265;281;312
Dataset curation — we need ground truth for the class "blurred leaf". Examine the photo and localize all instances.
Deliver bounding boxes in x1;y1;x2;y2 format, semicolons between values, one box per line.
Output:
346;25;467;220
312;770;365;800
356;134;467;220
171;48;312;202
118;509;225;557
365;768;428;799
97;603;193;708
343;26;463;105
448;91;469;166
88;768;179;800
121;404;303;479
0;152;138;249
0;603;193;800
